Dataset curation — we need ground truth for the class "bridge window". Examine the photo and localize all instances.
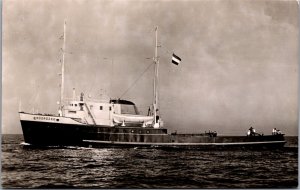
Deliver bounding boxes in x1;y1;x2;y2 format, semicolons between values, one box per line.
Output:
100;106;103;110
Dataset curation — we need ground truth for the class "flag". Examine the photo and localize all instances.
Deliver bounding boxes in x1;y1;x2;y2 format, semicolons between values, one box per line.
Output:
172;53;181;65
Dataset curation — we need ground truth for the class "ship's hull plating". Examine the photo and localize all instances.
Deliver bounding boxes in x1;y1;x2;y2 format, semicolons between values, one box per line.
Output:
81;140;286;150
20;115;286;149
21;120;84;146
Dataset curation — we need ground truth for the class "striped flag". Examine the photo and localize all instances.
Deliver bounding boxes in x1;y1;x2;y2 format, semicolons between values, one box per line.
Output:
172;53;181;65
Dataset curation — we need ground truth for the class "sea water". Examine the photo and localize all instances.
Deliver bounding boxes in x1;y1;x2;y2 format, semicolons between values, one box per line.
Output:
1;134;298;188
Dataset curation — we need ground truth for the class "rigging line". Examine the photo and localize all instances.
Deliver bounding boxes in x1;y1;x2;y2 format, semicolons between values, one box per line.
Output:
119;61;154;99
160;44;184;59
86;56;100;96
86;78;96;98
160;44;173;55
27;81;39;111
28;89;40;113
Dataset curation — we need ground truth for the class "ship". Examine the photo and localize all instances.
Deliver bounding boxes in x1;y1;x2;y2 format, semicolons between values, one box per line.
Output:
19;21;286;150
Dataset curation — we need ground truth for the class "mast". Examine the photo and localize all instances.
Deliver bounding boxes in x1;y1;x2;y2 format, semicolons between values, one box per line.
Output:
59;20;66;116
153;26;159;127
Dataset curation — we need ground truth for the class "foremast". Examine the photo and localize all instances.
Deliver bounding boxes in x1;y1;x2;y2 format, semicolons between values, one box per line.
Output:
59;20;66;116
153;26;160;128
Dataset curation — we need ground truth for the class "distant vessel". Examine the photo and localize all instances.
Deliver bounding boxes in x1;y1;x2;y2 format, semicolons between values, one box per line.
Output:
19;21;286;149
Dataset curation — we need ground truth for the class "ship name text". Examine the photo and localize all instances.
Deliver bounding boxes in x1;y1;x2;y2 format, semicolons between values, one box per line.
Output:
33;116;59;122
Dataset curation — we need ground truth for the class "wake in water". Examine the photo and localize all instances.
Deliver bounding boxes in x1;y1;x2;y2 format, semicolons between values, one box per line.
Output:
20;142;83;150
20;142;101;151
20;142;31;146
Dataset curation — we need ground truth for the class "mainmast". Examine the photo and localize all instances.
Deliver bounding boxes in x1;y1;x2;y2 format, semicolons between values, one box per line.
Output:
59;20;66;116
153;26;160;128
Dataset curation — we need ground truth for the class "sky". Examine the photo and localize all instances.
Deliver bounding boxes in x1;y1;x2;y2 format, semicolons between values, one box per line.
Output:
2;0;299;135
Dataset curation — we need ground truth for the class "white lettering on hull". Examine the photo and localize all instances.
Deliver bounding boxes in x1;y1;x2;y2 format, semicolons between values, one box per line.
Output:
20;113;84;125
33;116;59;121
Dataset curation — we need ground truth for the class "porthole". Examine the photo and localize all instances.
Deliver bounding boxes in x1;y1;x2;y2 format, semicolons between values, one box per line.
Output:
146;130;150;134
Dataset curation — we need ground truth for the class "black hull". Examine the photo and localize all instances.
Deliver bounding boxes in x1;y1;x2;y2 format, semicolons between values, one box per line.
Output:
20;120;286;150
21;120;84;146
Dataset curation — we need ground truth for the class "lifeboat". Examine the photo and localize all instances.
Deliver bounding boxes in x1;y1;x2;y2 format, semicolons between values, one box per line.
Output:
112;113;154;124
